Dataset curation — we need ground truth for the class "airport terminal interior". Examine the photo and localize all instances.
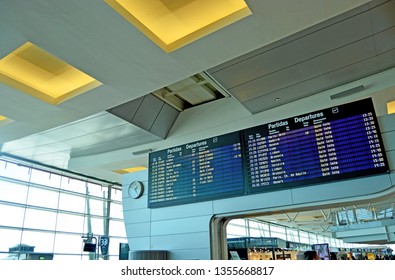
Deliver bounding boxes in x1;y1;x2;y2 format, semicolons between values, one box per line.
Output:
1;0;395;260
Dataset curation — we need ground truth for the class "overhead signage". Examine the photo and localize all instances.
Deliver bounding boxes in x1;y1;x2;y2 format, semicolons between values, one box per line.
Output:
148;98;389;208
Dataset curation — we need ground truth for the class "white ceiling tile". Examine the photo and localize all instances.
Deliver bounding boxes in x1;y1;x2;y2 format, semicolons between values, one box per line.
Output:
296;37;376;79
210;45;293;90
230;66;303;103
285;11;373;64
374;26;395;54
369;0;395;33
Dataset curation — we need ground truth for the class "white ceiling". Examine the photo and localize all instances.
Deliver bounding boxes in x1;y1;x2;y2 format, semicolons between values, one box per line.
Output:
1;0;395;242
208;0;395;113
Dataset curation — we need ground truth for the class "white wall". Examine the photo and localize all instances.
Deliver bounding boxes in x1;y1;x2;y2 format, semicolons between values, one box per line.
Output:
122;113;395;260
122;170;214;260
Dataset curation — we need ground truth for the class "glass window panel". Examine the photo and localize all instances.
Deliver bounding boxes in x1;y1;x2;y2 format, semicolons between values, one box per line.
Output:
29;169;49;185
85;217;104;236
227;234;243;238
347;210;356;224
249;221;270;232
269;224;286;239
0;181;28;204
270;225;285;234
111;202;123;219
87;182;104;198
248;220;260;229
29;169;62;188
0;158;126;259
249;228;267;237
0;228;23;252
20;230;55;253
0;204;25;227
376;207;392;219
270;231;286;240
58;193;86;213
226;224;246;237
0;160;5;175
308;232;318;244
26;186;59;209
88;197;105;217
229;219;245;226
355;208;374;222
286;228;299;242
337;211;347;225
111;188;122;202
60;177;87;194
109;220;126;237
56;213;84;233
51;254;79;260
53;233;84;254
299;231;309;244
323;236;330;245
48;173;62;188
337;210;356;225
0;161;31;181
23;208;57;231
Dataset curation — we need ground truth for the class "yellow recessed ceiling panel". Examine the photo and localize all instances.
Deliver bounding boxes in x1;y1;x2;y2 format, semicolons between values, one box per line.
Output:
387;100;395;114
0;115;14;128
113;166;147;174
104;0;252;52
0;42;102;105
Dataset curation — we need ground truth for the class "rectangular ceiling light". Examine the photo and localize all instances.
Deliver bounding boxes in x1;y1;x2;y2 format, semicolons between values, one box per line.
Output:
387;100;395;114
113;166;147;174
104;0;251;52
0;42;102;105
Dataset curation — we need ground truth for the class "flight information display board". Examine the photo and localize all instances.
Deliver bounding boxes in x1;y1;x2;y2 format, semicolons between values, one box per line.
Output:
147;98;389;208
244;98;389;192
148;132;244;208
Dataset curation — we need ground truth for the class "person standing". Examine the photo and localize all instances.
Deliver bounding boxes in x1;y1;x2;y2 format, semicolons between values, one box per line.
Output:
304;250;320;260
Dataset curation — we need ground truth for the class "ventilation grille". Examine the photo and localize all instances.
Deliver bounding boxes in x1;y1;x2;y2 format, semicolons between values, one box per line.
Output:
152;72;230;111
129;250;168;260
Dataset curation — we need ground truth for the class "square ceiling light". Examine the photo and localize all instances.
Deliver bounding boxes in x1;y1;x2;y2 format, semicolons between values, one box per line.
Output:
104;0;251;52
387;100;395;114
0;42;102;105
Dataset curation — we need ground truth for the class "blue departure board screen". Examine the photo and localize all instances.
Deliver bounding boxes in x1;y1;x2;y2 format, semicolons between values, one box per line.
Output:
148;98;389;208
243;98;389;192
148;132;244;208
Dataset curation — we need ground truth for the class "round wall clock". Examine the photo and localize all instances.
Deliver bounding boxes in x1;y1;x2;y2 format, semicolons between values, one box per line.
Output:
128;181;144;199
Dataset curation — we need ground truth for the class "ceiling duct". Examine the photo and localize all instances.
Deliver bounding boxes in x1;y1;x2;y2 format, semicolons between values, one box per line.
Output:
330;85;365;99
132;149;153;156
107;72;230;139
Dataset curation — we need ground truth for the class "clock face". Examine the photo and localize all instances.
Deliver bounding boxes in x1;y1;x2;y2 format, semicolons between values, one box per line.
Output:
128;181;144;199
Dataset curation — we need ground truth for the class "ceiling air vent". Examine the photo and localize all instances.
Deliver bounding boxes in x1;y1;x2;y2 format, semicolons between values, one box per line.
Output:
152;72;230;111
